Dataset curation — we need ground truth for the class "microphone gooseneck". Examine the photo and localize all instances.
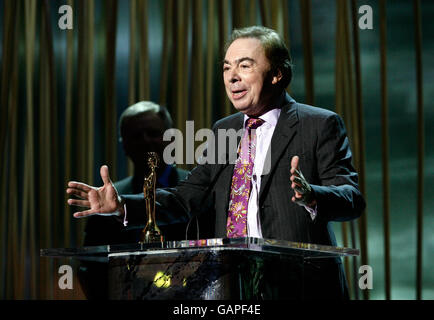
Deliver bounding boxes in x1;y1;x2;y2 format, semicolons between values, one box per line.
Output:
184;158;231;240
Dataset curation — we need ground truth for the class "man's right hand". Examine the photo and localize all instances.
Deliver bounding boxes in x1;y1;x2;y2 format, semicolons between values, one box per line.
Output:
66;165;124;218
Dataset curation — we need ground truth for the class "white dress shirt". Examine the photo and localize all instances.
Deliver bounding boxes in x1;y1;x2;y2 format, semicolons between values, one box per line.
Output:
243;109;280;238
241;109;316;238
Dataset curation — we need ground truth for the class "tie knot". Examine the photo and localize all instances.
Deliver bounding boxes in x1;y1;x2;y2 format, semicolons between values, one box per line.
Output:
246;118;264;130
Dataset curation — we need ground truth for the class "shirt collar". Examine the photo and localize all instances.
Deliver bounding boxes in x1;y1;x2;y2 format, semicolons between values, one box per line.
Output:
243;108;281;129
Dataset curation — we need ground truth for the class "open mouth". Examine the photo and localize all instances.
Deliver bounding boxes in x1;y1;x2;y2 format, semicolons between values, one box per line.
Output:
231;89;247;100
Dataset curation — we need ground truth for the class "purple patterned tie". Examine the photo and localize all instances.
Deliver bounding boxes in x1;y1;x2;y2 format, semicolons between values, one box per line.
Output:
226;118;264;238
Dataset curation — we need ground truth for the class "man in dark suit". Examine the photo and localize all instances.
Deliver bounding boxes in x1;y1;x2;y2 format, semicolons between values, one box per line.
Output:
68;26;365;299
82;101;188;246
78;101;188;299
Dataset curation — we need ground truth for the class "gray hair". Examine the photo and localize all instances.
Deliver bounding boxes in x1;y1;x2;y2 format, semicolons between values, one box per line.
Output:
119;101;173;140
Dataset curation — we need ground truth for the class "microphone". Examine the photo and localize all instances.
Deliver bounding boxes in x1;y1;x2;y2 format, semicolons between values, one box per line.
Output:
184;154;232;240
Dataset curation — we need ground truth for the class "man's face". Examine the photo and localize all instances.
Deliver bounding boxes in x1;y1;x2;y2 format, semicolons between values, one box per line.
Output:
223;38;279;116
121;112;167;166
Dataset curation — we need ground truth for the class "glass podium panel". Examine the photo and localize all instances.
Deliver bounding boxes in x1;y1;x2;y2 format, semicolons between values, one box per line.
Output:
41;237;359;262
41;237;358;299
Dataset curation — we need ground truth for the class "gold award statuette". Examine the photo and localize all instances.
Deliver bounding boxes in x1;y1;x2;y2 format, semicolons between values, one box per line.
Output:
139;152;164;243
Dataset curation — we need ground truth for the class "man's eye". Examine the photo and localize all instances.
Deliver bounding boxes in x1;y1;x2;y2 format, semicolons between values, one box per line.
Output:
240;64;250;69
223;66;230;72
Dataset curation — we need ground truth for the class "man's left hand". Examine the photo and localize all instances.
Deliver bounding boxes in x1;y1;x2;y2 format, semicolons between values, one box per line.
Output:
290;156;316;208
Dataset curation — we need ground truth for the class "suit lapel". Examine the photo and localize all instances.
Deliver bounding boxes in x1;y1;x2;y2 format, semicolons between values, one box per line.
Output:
259;96;299;201
216;95;299;216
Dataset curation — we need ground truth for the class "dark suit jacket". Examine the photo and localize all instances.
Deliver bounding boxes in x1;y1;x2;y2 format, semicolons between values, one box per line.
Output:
123;93;366;299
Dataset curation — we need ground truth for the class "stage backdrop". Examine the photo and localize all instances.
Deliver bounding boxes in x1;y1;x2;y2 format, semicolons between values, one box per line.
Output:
0;0;433;300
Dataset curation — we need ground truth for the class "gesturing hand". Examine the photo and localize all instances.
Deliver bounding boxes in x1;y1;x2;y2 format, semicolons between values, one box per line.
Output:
290;156;316;208
66;165;124;218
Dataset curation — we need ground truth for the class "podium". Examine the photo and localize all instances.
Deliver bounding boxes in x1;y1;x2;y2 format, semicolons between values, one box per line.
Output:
41;237;358;300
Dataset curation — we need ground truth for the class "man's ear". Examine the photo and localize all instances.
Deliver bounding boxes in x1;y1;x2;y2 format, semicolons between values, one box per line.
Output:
271;69;283;85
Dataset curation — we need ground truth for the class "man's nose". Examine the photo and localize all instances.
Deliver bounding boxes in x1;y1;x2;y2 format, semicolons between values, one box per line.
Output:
228;69;240;83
